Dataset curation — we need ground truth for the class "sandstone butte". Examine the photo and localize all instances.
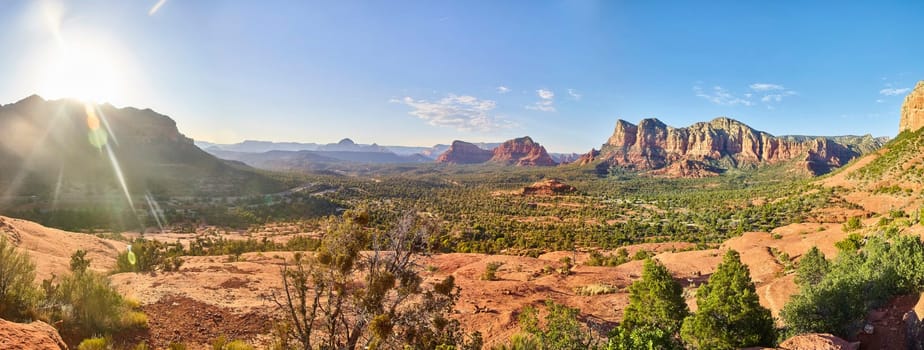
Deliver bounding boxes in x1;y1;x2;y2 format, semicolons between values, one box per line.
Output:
900;81;924;133
437;136;557;166
595;116;882;176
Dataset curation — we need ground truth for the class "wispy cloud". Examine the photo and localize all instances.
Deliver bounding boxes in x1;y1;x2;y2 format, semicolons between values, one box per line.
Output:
148;0;167;15
880;87;911;96
392;94;512;131
694;86;753;106
694;82;796;107
749;83;784;92
496;86;511;94
567;88;582;100
527;89;556;112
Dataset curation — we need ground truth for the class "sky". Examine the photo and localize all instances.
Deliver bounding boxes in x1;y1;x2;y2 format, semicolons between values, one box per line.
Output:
0;1;921;153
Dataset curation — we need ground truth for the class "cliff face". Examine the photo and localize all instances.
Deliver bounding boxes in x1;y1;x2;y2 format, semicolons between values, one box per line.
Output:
436;137;556;166
489;137;556;166
435;141;493;164
900;81;924;133
598;117;883;176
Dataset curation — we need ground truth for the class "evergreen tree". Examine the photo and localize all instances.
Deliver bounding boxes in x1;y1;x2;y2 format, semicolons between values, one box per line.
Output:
608;258;688;349
680;250;775;349
794;246;828;287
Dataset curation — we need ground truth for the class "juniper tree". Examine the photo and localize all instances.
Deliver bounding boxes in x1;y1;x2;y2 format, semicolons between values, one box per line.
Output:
680;250;775;349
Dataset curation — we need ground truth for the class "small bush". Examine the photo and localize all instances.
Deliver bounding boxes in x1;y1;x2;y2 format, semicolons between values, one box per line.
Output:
123;311;149;329
0;236;38;321
482;262;503;281
77;337;108;350
574;283;618;296
843;216;862;232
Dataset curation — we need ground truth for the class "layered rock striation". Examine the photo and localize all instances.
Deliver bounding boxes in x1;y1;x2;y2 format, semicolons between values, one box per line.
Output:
437;137;556;166
900;81;924;133
597;117;883;176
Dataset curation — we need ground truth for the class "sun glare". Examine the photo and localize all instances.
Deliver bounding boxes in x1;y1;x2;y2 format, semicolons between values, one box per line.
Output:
36;41;124;103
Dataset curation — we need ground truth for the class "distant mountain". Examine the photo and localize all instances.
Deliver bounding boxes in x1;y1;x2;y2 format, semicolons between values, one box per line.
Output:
594;117;886;177
206;148;431;170
436;137;556;166
197;140;321;153
199;139;506;161
0;95;285;204
550;152;582;164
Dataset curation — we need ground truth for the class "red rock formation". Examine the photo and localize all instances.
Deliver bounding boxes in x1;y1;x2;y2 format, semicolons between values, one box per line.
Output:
598;117;882;176
522;179;576;195
576;148;600;165
0;319;67;350
900;81;924;133
490;137;556;166
648;159;721;178
435;141;493;164
777;333;857;350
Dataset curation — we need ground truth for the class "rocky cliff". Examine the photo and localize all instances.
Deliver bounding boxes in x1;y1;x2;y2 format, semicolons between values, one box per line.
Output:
436;141;494;164
900;81;924;133
0;95;285;200
489;137;556;166
597;117;884;176
437;137;556;166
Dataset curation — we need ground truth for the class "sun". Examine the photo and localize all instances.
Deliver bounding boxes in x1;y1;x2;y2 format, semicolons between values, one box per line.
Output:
36;41;124;103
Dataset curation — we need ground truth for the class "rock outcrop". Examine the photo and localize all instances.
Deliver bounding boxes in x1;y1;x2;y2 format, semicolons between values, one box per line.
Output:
595;117;883;176
489;137;556;166
575;149;600;166
436;137;556;166
0;319;67;350
900;81;924;133
436;141;494;164
522;179;576;196
777;333;857;350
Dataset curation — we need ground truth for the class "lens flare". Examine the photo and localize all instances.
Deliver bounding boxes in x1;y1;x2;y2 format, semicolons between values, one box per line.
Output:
144;192;166;233
126;245;137;266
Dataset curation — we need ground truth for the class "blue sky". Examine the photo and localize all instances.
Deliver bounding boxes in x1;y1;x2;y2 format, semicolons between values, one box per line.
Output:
0;1;921;153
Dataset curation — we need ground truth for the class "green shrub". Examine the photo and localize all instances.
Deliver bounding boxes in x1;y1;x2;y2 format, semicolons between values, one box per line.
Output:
519;300;598;349
681;250;775;349
482;262;503;281
609;258;687;350
77;337;108;350
212;336;255;350
0;236;38;321
794;247;828;287
574;283;618;296
842;216;862;232
115;239;184;273
43;251;143;341
782;235;924;338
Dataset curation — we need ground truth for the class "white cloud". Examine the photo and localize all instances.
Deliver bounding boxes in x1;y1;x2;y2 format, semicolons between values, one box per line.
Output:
496;86;511;94
567;88;582;100
880;87;911;96
527;89;556;112
749;83;784;92
693;86;753;106
876;99;885;103
761;91;797;103
149;0;167;15
392;94;512;131
695;83;797;107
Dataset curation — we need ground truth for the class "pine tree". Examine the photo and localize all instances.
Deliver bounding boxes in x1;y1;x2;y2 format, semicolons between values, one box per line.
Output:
608;258;688;349
680;250;775;349
794;246;828;287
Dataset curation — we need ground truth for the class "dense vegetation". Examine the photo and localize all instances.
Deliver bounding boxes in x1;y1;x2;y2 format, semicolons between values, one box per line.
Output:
782;230;924;339
0;242;146;346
